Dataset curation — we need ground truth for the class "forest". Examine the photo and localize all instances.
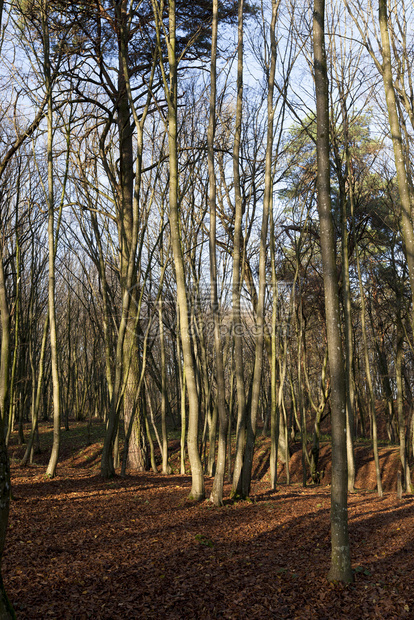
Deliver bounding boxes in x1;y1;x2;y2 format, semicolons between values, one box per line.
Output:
0;0;414;617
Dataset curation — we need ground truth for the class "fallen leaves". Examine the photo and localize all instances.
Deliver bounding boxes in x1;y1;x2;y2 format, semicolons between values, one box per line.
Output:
4;465;414;619
4;423;414;618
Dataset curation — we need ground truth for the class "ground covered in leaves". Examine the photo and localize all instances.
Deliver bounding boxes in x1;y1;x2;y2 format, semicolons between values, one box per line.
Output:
5;424;414;619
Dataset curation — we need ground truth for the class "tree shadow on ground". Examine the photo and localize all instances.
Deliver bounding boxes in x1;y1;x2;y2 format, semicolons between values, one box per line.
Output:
8;467;414;619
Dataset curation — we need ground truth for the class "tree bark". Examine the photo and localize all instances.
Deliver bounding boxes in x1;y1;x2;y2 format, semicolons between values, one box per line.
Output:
355;240;383;497
241;0;279;498
159;300;171;474
153;0;204;499
231;0;247;499
208;0;228;507
396;298;411;493
0;185;15;620
44;4;60;478
336;104;356;492
378;0;414;334
313;0;352;583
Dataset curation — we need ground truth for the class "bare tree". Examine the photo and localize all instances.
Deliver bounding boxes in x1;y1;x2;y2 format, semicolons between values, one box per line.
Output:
209;0;228;507
313;0;352;583
151;0;205;500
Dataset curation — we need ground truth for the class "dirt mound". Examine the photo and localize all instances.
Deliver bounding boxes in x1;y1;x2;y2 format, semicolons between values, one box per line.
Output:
9;422;408;494
250;439;404;493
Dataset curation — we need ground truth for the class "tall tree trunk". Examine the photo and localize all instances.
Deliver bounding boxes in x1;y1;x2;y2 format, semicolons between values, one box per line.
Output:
118;0;148;473
337;135;356;492
269;212;279;490
100;1;153;477
378;0;414;333
209;0;228;506
0;159;15;620
231;0;247;498
313;0;352;583
44;6;60;478
297;294;307;488
241;0;279;498
153;0;204;499
227;354;235;483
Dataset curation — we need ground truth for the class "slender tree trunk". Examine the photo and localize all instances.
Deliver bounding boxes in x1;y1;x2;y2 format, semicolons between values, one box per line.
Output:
355;241;383;497
282;396;290;484
207;404;218;478
159;301;171;474
0;256;10;429
21;314;49;467
371;324;395;443
269;215;279;490
44;7;60;478
297;296;307;488
273;264;298;487
396;303;411;493
208;0;228;506
175;322;187;475
6;201;20;447
336;117;356;492
304;347;329;484
227;355;235;483
180;358;187;476
313;0;352;583
146;379;163;454
155;0;204;499
241;0;279;498
0;200;15;620
64;293;71;432
143;395;157;474
231;0;247;498
0;440;13;619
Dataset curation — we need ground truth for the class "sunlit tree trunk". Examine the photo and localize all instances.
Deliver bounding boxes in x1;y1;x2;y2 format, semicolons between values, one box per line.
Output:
336;105;356;492
231;0;247;498
297;291;307;488
180;355;187;475
44;4;60;478
152;0;204;499
45;105;71;478
269;212;279;490
227;351;235;483
313;0;352;583
378;0;414;333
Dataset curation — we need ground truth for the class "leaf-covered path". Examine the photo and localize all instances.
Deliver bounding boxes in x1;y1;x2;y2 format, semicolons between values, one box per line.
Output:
6;465;414;619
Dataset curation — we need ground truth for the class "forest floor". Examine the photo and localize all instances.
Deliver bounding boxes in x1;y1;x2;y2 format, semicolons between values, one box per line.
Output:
5;422;414;619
